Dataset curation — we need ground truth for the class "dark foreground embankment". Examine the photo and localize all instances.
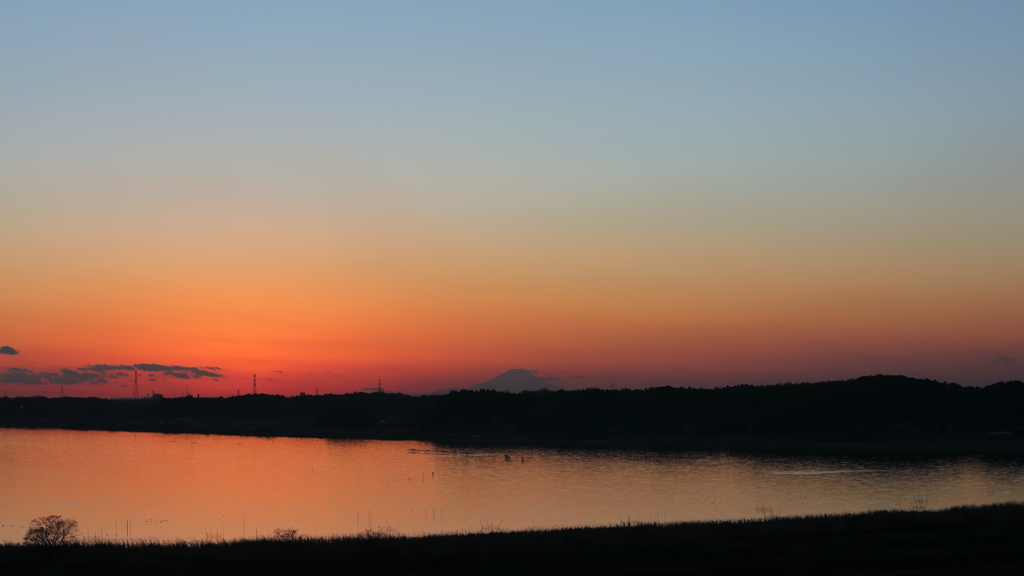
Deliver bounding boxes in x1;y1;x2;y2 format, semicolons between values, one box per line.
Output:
5;503;1024;575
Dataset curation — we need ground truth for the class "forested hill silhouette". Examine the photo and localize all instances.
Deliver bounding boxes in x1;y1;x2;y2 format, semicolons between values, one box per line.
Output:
2;375;1024;439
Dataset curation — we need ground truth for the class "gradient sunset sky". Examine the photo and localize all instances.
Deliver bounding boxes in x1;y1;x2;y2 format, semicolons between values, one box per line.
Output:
2;1;1022;396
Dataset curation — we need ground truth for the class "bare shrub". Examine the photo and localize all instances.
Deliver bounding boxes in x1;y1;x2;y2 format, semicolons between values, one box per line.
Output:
756;505;782;521
272;528;299;541
479;520;505;534
360;525;401;540
23;515;79;546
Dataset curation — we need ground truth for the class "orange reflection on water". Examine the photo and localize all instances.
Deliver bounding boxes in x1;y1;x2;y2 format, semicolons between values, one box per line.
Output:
3;428;1024;543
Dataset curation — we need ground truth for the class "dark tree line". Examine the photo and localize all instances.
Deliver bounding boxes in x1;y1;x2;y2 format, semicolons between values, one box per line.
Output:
2;375;1023;437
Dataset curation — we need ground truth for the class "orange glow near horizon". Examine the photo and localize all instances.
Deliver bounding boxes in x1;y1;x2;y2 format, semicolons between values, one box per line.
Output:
2;233;1021;396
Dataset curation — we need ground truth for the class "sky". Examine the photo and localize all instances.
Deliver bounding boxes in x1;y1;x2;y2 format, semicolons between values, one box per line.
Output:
1;1;1022;396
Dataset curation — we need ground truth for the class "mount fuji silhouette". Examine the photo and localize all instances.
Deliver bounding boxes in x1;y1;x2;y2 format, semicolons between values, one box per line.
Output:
427;369;562;395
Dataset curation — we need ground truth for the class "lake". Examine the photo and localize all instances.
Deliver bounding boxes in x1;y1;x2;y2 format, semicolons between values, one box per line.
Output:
2;427;1023;543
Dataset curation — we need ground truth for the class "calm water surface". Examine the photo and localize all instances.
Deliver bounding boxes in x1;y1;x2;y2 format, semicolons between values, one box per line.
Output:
2;428;1023;542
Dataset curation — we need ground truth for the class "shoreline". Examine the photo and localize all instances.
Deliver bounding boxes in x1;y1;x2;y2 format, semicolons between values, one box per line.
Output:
5;420;1024;456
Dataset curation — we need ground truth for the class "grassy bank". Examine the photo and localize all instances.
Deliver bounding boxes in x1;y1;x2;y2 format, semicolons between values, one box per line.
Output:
5;502;1024;575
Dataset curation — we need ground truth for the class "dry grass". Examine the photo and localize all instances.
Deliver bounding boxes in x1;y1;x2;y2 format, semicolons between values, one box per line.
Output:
5;502;1024;575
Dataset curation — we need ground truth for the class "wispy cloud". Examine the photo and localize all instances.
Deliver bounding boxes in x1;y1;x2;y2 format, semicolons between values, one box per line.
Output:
133;364;222;379
1;362;224;385
0;368;42;384
51;369;106;385
993;353;1016;366
82;363;221;379
519;369;564;383
80;364;135;374
0;367;104;385
0;346;18;355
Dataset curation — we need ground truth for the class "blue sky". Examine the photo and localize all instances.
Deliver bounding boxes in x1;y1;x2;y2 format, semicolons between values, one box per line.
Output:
2;1;1022;393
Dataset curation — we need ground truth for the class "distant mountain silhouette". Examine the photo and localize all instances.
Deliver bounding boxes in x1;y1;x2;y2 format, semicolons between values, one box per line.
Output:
426;369;562;395
469;369;562;393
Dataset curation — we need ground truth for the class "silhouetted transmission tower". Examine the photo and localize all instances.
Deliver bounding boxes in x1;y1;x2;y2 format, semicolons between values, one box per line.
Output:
133;369;139;399
252;374;257;395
